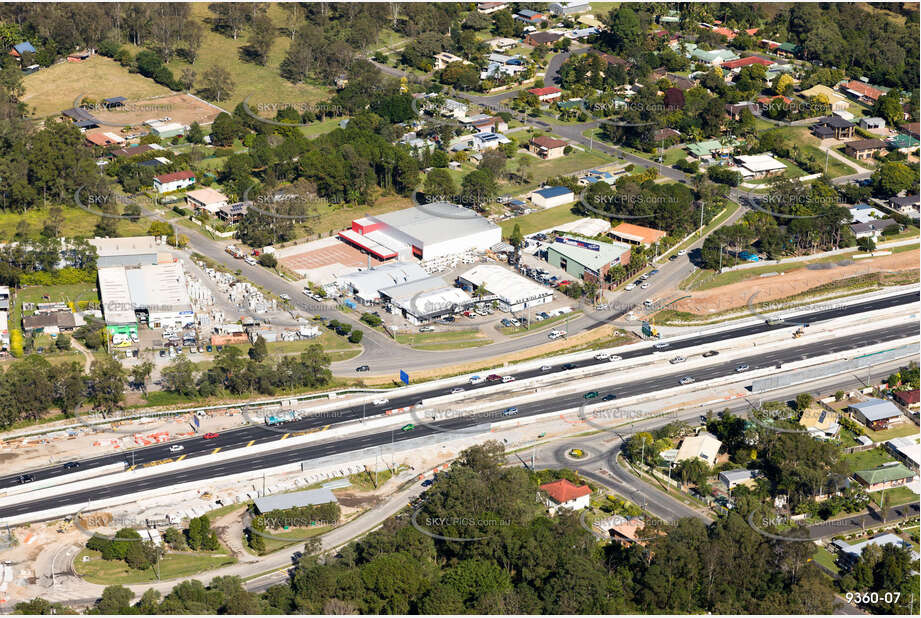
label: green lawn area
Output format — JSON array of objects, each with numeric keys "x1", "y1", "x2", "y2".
[
  {"x1": 300, "y1": 116, "x2": 346, "y2": 138},
  {"x1": 499, "y1": 203, "x2": 582, "y2": 237},
  {"x1": 250, "y1": 524, "x2": 333, "y2": 555},
  {"x1": 811, "y1": 547, "x2": 840, "y2": 575},
  {"x1": 875, "y1": 485, "x2": 918, "y2": 507},
  {"x1": 230, "y1": 330, "x2": 362, "y2": 361},
  {"x1": 498, "y1": 310, "x2": 581, "y2": 336},
  {"x1": 865, "y1": 423, "x2": 921, "y2": 442},
  {"x1": 518, "y1": 148, "x2": 617, "y2": 190},
  {"x1": 0, "y1": 206, "x2": 152, "y2": 243},
  {"x1": 74, "y1": 548, "x2": 236, "y2": 585},
  {"x1": 844, "y1": 447, "x2": 897, "y2": 474},
  {"x1": 394, "y1": 328, "x2": 492, "y2": 349}
]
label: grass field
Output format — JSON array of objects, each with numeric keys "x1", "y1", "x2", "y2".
[
  {"x1": 250, "y1": 523, "x2": 333, "y2": 555},
  {"x1": 21, "y1": 56, "x2": 170, "y2": 119},
  {"x1": 499, "y1": 203, "x2": 583, "y2": 237},
  {"x1": 875, "y1": 485, "x2": 917, "y2": 507},
  {"x1": 844, "y1": 447, "x2": 897, "y2": 474},
  {"x1": 0, "y1": 206, "x2": 152, "y2": 242},
  {"x1": 74, "y1": 548, "x2": 236, "y2": 585},
  {"x1": 394, "y1": 328, "x2": 492, "y2": 349},
  {"x1": 811, "y1": 547, "x2": 840, "y2": 575},
  {"x1": 864, "y1": 422, "x2": 921, "y2": 442}
]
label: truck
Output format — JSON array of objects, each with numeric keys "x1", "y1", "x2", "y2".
[
  {"x1": 225, "y1": 245, "x2": 243, "y2": 259},
  {"x1": 265, "y1": 410, "x2": 300, "y2": 426}
]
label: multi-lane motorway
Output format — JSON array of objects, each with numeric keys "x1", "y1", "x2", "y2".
[
  {"x1": 1, "y1": 319, "x2": 916, "y2": 519},
  {"x1": 1, "y1": 290, "x2": 916, "y2": 491}
]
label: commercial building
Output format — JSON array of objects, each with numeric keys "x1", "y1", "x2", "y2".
[
  {"x1": 609, "y1": 223, "x2": 666, "y2": 247},
  {"x1": 89, "y1": 236, "x2": 169, "y2": 268},
  {"x1": 379, "y1": 276, "x2": 471, "y2": 324},
  {"x1": 98, "y1": 261, "x2": 194, "y2": 334},
  {"x1": 546, "y1": 234, "x2": 631, "y2": 282},
  {"x1": 848, "y1": 399, "x2": 906, "y2": 430},
  {"x1": 531, "y1": 186, "x2": 575, "y2": 208},
  {"x1": 675, "y1": 431, "x2": 722, "y2": 466},
  {"x1": 540, "y1": 479, "x2": 591, "y2": 514},
  {"x1": 456, "y1": 264, "x2": 553, "y2": 312},
  {"x1": 339, "y1": 203, "x2": 502, "y2": 261},
  {"x1": 336, "y1": 262, "x2": 430, "y2": 303},
  {"x1": 153, "y1": 170, "x2": 196, "y2": 194}
]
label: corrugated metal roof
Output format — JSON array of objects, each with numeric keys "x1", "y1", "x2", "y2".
[
  {"x1": 850, "y1": 399, "x2": 902, "y2": 422},
  {"x1": 253, "y1": 488, "x2": 338, "y2": 513}
]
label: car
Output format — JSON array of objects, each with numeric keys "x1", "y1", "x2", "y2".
[
  {"x1": 501, "y1": 375, "x2": 516, "y2": 383},
  {"x1": 279, "y1": 293, "x2": 291, "y2": 301},
  {"x1": 373, "y1": 398, "x2": 390, "y2": 406},
  {"x1": 401, "y1": 424, "x2": 415, "y2": 432},
  {"x1": 415, "y1": 400, "x2": 425, "y2": 408},
  {"x1": 640, "y1": 283, "x2": 650, "y2": 289},
  {"x1": 419, "y1": 326, "x2": 435, "y2": 333},
  {"x1": 602, "y1": 394, "x2": 617, "y2": 401},
  {"x1": 643, "y1": 299, "x2": 655, "y2": 307},
  {"x1": 356, "y1": 365, "x2": 370, "y2": 372},
  {"x1": 16, "y1": 474, "x2": 34, "y2": 484},
  {"x1": 421, "y1": 479, "x2": 433, "y2": 487},
  {"x1": 699, "y1": 415, "x2": 708, "y2": 424},
  {"x1": 583, "y1": 391, "x2": 599, "y2": 399},
  {"x1": 169, "y1": 445, "x2": 184, "y2": 453},
  {"x1": 62, "y1": 461, "x2": 80, "y2": 469},
  {"x1": 486, "y1": 374, "x2": 502, "y2": 382},
  {"x1": 203, "y1": 432, "x2": 220, "y2": 439},
  {"x1": 624, "y1": 283, "x2": 636, "y2": 291},
  {"x1": 594, "y1": 352, "x2": 610, "y2": 360},
  {"x1": 533, "y1": 314, "x2": 545, "y2": 321},
  {"x1": 450, "y1": 387, "x2": 465, "y2": 394},
  {"x1": 633, "y1": 280, "x2": 643, "y2": 286},
  {"x1": 640, "y1": 273, "x2": 650, "y2": 280},
  {"x1": 653, "y1": 342, "x2": 669, "y2": 349},
  {"x1": 441, "y1": 315, "x2": 455, "y2": 322},
  {"x1": 677, "y1": 249, "x2": 687, "y2": 256},
  {"x1": 540, "y1": 364, "x2": 552, "y2": 371},
  {"x1": 735, "y1": 364, "x2": 750, "y2": 372},
  {"x1": 766, "y1": 318, "x2": 784, "y2": 326},
  {"x1": 561, "y1": 363, "x2": 577, "y2": 370},
  {"x1": 469, "y1": 375, "x2": 485, "y2": 385},
  {"x1": 649, "y1": 269, "x2": 659, "y2": 276},
  {"x1": 669, "y1": 255, "x2": 679, "y2": 261},
  {"x1": 501, "y1": 319, "x2": 513, "y2": 327},
  {"x1": 679, "y1": 376, "x2": 695, "y2": 385},
  {"x1": 702, "y1": 350, "x2": 719, "y2": 357},
  {"x1": 669, "y1": 356, "x2": 686, "y2": 364},
  {"x1": 503, "y1": 407, "x2": 519, "y2": 416},
  {"x1": 608, "y1": 355, "x2": 622, "y2": 362}
]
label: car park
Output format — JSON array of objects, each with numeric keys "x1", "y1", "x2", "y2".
[
  {"x1": 503, "y1": 407, "x2": 519, "y2": 416},
  {"x1": 356, "y1": 365, "x2": 370, "y2": 372},
  {"x1": 735, "y1": 364, "x2": 750, "y2": 372},
  {"x1": 702, "y1": 350, "x2": 719, "y2": 357},
  {"x1": 679, "y1": 377, "x2": 695, "y2": 385},
  {"x1": 583, "y1": 391, "x2": 599, "y2": 399},
  {"x1": 669, "y1": 356, "x2": 686, "y2": 364},
  {"x1": 203, "y1": 432, "x2": 219, "y2": 439},
  {"x1": 169, "y1": 445, "x2": 184, "y2": 453},
  {"x1": 63, "y1": 461, "x2": 80, "y2": 469},
  {"x1": 373, "y1": 398, "x2": 389, "y2": 406}
]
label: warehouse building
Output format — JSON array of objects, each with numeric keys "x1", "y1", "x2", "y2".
[
  {"x1": 379, "y1": 276, "x2": 472, "y2": 324},
  {"x1": 89, "y1": 236, "x2": 171, "y2": 268},
  {"x1": 456, "y1": 264, "x2": 553, "y2": 312},
  {"x1": 253, "y1": 488, "x2": 338, "y2": 515},
  {"x1": 335, "y1": 262, "x2": 430, "y2": 303},
  {"x1": 546, "y1": 234, "x2": 631, "y2": 282},
  {"x1": 339, "y1": 202, "x2": 501, "y2": 261},
  {"x1": 531, "y1": 186, "x2": 575, "y2": 209},
  {"x1": 99, "y1": 261, "x2": 194, "y2": 335}
]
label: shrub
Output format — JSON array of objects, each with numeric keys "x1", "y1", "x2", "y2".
[
  {"x1": 348, "y1": 330, "x2": 363, "y2": 344},
  {"x1": 9, "y1": 330, "x2": 23, "y2": 357},
  {"x1": 360, "y1": 313, "x2": 382, "y2": 327},
  {"x1": 258, "y1": 252, "x2": 277, "y2": 268}
]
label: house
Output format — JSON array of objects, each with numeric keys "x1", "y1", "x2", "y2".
[
  {"x1": 859, "y1": 117, "x2": 886, "y2": 131},
  {"x1": 471, "y1": 131, "x2": 511, "y2": 151},
  {"x1": 757, "y1": 95, "x2": 793, "y2": 111},
  {"x1": 433, "y1": 52, "x2": 468, "y2": 70},
  {"x1": 466, "y1": 116, "x2": 508, "y2": 133},
  {"x1": 579, "y1": 169, "x2": 622, "y2": 185},
  {"x1": 811, "y1": 116, "x2": 855, "y2": 140},
  {"x1": 652, "y1": 69, "x2": 695, "y2": 91},
  {"x1": 850, "y1": 219, "x2": 899, "y2": 240},
  {"x1": 732, "y1": 154, "x2": 788, "y2": 179},
  {"x1": 663, "y1": 88, "x2": 685, "y2": 110},
  {"x1": 0, "y1": 285, "x2": 9, "y2": 311},
  {"x1": 22, "y1": 310, "x2": 77, "y2": 335},
  {"x1": 854, "y1": 464, "x2": 915, "y2": 492},
  {"x1": 61, "y1": 107, "x2": 99, "y2": 131},
  {"x1": 889, "y1": 195, "x2": 920, "y2": 215},
  {"x1": 848, "y1": 398, "x2": 907, "y2": 430},
  {"x1": 841, "y1": 80, "x2": 882, "y2": 105},
  {"x1": 798, "y1": 407, "x2": 840, "y2": 440},
  {"x1": 594, "y1": 515, "x2": 651, "y2": 546},
  {"x1": 886, "y1": 435, "x2": 920, "y2": 472},
  {"x1": 84, "y1": 131, "x2": 126, "y2": 147},
  {"x1": 834, "y1": 534, "x2": 920, "y2": 566},
  {"x1": 0, "y1": 310, "x2": 8, "y2": 350},
  {"x1": 549, "y1": 1, "x2": 591, "y2": 16},
  {"x1": 186, "y1": 188, "x2": 229, "y2": 215},
  {"x1": 514, "y1": 9, "x2": 545, "y2": 24},
  {"x1": 900, "y1": 122, "x2": 920, "y2": 140},
  {"x1": 686, "y1": 139, "x2": 736, "y2": 160},
  {"x1": 799, "y1": 85, "x2": 849, "y2": 112},
  {"x1": 528, "y1": 86, "x2": 563, "y2": 103},
  {"x1": 653, "y1": 127, "x2": 681, "y2": 143},
  {"x1": 485, "y1": 37, "x2": 518, "y2": 51},
  {"x1": 675, "y1": 431, "x2": 722, "y2": 466},
  {"x1": 441, "y1": 98, "x2": 468, "y2": 119},
  {"x1": 775, "y1": 42, "x2": 801, "y2": 58},
  {"x1": 531, "y1": 186, "x2": 574, "y2": 209},
  {"x1": 720, "y1": 56, "x2": 773, "y2": 71},
  {"x1": 719, "y1": 469, "x2": 761, "y2": 491},
  {"x1": 844, "y1": 138, "x2": 887, "y2": 160},
  {"x1": 566, "y1": 27, "x2": 599, "y2": 40},
  {"x1": 725, "y1": 101, "x2": 758, "y2": 121},
  {"x1": 524, "y1": 31, "x2": 563, "y2": 47},
  {"x1": 67, "y1": 49, "x2": 93, "y2": 62},
  {"x1": 690, "y1": 48, "x2": 739, "y2": 66},
  {"x1": 111, "y1": 143, "x2": 164, "y2": 159},
  {"x1": 848, "y1": 204, "x2": 886, "y2": 224},
  {"x1": 529, "y1": 135, "x2": 568, "y2": 159},
  {"x1": 609, "y1": 222, "x2": 666, "y2": 247},
  {"x1": 598, "y1": 52, "x2": 631, "y2": 69},
  {"x1": 477, "y1": 2, "x2": 508, "y2": 14},
  {"x1": 9, "y1": 41, "x2": 37, "y2": 60},
  {"x1": 153, "y1": 170, "x2": 196, "y2": 194},
  {"x1": 216, "y1": 201, "x2": 249, "y2": 223},
  {"x1": 481, "y1": 60, "x2": 526, "y2": 80},
  {"x1": 539, "y1": 479, "x2": 591, "y2": 514}
]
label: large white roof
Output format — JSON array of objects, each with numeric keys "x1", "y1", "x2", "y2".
[
  {"x1": 459, "y1": 264, "x2": 552, "y2": 305},
  {"x1": 98, "y1": 266, "x2": 136, "y2": 324},
  {"x1": 371, "y1": 203, "x2": 499, "y2": 246}
]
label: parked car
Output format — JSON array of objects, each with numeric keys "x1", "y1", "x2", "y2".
[
  {"x1": 419, "y1": 326, "x2": 435, "y2": 333},
  {"x1": 608, "y1": 355, "x2": 622, "y2": 362},
  {"x1": 421, "y1": 479, "x2": 433, "y2": 487},
  {"x1": 562, "y1": 363, "x2": 577, "y2": 370},
  {"x1": 677, "y1": 249, "x2": 686, "y2": 256},
  {"x1": 640, "y1": 283, "x2": 650, "y2": 289},
  {"x1": 540, "y1": 364, "x2": 552, "y2": 371},
  {"x1": 62, "y1": 461, "x2": 80, "y2": 469},
  {"x1": 624, "y1": 283, "x2": 636, "y2": 291},
  {"x1": 653, "y1": 342, "x2": 669, "y2": 349},
  {"x1": 594, "y1": 352, "x2": 610, "y2": 360}
]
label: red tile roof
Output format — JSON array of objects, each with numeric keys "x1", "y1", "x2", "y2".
[
  {"x1": 721, "y1": 56, "x2": 774, "y2": 70},
  {"x1": 154, "y1": 170, "x2": 195, "y2": 184},
  {"x1": 712, "y1": 27, "x2": 737, "y2": 40},
  {"x1": 845, "y1": 80, "x2": 882, "y2": 101},
  {"x1": 528, "y1": 86, "x2": 562, "y2": 97},
  {"x1": 894, "y1": 389, "x2": 920, "y2": 405},
  {"x1": 540, "y1": 479, "x2": 591, "y2": 504},
  {"x1": 531, "y1": 135, "x2": 568, "y2": 149}
]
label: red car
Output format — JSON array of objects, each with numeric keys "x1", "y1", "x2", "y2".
[
  {"x1": 486, "y1": 374, "x2": 502, "y2": 382},
  {"x1": 203, "y1": 432, "x2": 220, "y2": 439}
]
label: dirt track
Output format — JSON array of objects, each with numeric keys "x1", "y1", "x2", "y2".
[{"x1": 673, "y1": 249, "x2": 920, "y2": 315}]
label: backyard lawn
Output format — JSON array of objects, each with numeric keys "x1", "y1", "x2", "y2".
[
  {"x1": 499, "y1": 203, "x2": 583, "y2": 237},
  {"x1": 844, "y1": 447, "x2": 897, "y2": 474},
  {"x1": 75, "y1": 548, "x2": 236, "y2": 585}
]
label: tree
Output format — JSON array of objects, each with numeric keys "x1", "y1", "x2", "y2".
[
  {"x1": 200, "y1": 65, "x2": 235, "y2": 102},
  {"x1": 249, "y1": 335, "x2": 268, "y2": 362},
  {"x1": 131, "y1": 361, "x2": 154, "y2": 395},
  {"x1": 13, "y1": 598, "x2": 77, "y2": 615},
  {"x1": 460, "y1": 169, "x2": 497, "y2": 207},
  {"x1": 87, "y1": 357, "x2": 126, "y2": 414},
  {"x1": 258, "y1": 252, "x2": 278, "y2": 268},
  {"x1": 95, "y1": 585, "x2": 134, "y2": 613},
  {"x1": 182, "y1": 20, "x2": 203, "y2": 63},
  {"x1": 247, "y1": 13, "x2": 275, "y2": 66},
  {"x1": 186, "y1": 121, "x2": 204, "y2": 144},
  {"x1": 54, "y1": 333, "x2": 71, "y2": 351},
  {"x1": 423, "y1": 168, "x2": 457, "y2": 200},
  {"x1": 160, "y1": 356, "x2": 197, "y2": 397},
  {"x1": 509, "y1": 223, "x2": 523, "y2": 250},
  {"x1": 794, "y1": 393, "x2": 814, "y2": 411},
  {"x1": 873, "y1": 92, "x2": 903, "y2": 127},
  {"x1": 210, "y1": 112, "x2": 240, "y2": 147},
  {"x1": 873, "y1": 162, "x2": 916, "y2": 197}
]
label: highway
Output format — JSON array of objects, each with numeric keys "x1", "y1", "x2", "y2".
[
  {"x1": 1, "y1": 321, "x2": 916, "y2": 519},
  {"x1": 1, "y1": 290, "x2": 916, "y2": 489}
]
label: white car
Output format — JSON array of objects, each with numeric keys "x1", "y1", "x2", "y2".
[
  {"x1": 451, "y1": 387, "x2": 465, "y2": 394},
  {"x1": 643, "y1": 299, "x2": 655, "y2": 307},
  {"x1": 679, "y1": 376, "x2": 695, "y2": 385},
  {"x1": 608, "y1": 355, "x2": 622, "y2": 362},
  {"x1": 169, "y1": 445, "x2": 184, "y2": 453},
  {"x1": 469, "y1": 375, "x2": 485, "y2": 385},
  {"x1": 669, "y1": 356, "x2": 687, "y2": 364},
  {"x1": 640, "y1": 283, "x2": 650, "y2": 289},
  {"x1": 624, "y1": 283, "x2": 636, "y2": 291},
  {"x1": 540, "y1": 364, "x2": 552, "y2": 371},
  {"x1": 280, "y1": 293, "x2": 291, "y2": 301},
  {"x1": 594, "y1": 352, "x2": 610, "y2": 361},
  {"x1": 677, "y1": 249, "x2": 687, "y2": 256},
  {"x1": 372, "y1": 398, "x2": 389, "y2": 406},
  {"x1": 502, "y1": 375, "x2": 516, "y2": 383},
  {"x1": 735, "y1": 364, "x2": 750, "y2": 373},
  {"x1": 244, "y1": 257, "x2": 257, "y2": 266},
  {"x1": 653, "y1": 342, "x2": 669, "y2": 349}
]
